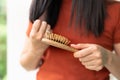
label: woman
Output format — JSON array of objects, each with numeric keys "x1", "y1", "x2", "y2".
[{"x1": 20, "y1": 0, "x2": 120, "y2": 80}]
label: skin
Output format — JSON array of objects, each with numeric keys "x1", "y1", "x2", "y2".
[
  {"x1": 71, "y1": 43, "x2": 120, "y2": 79},
  {"x1": 20, "y1": 20, "x2": 51, "y2": 70},
  {"x1": 20, "y1": 19, "x2": 120, "y2": 79}
]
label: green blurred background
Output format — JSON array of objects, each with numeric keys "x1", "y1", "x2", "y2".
[{"x1": 0, "y1": 0, "x2": 7, "y2": 80}]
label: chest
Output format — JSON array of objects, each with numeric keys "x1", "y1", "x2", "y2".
[{"x1": 52, "y1": 1, "x2": 118, "y2": 51}]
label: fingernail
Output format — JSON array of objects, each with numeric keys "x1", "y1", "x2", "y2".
[
  {"x1": 70, "y1": 44, "x2": 75, "y2": 46},
  {"x1": 73, "y1": 53, "x2": 78, "y2": 58}
]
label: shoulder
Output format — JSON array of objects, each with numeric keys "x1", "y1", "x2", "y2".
[
  {"x1": 105, "y1": 1, "x2": 120, "y2": 33},
  {"x1": 106, "y1": 1, "x2": 120, "y2": 20},
  {"x1": 107, "y1": 1, "x2": 120, "y2": 9}
]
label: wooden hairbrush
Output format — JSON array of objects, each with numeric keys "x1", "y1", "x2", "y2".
[{"x1": 42, "y1": 32, "x2": 78, "y2": 52}]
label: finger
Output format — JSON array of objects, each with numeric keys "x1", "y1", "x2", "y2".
[
  {"x1": 84, "y1": 60, "x2": 103, "y2": 71},
  {"x1": 85, "y1": 65, "x2": 103, "y2": 71},
  {"x1": 95, "y1": 65, "x2": 103, "y2": 71},
  {"x1": 79, "y1": 55, "x2": 94, "y2": 62},
  {"x1": 44, "y1": 25, "x2": 51, "y2": 37},
  {"x1": 46, "y1": 24, "x2": 51, "y2": 33},
  {"x1": 79, "y1": 52, "x2": 101, "y2": 62},
  {"x1": 32, "y1": 19, "x2": 41, "y2": 33},
  {"x1": 84, "y1": 65, "x2": 95, "y2": 70},
  {"x1": 30, "y1": 20, "x2": 41, "y2": 38},
  {"x1": 38, "y1": 21, "x2": 48, "y2": 38},
  {"x1": 81, "y1": 59, "x2": 96, "y2": 66},
  {"x1": 74, "y1": 47, "x2": 93, "y2": 58},
  {"x1": 81, "y1": 59, "x2": 103, "y2": 68}
]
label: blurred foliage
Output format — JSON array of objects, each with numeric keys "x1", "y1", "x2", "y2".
[
  {"x1": 0, "y1": 0, "x2": 6, "y2": 24},
  {"x1": 0, "y1": 0, "x2": 7, "y2": 79},
  {"x1": 2, "y1": 75, "x2": 6, "y2": 80},
  {"x1": 0, "y1": 25, "x2": 6, "y2": 80}
]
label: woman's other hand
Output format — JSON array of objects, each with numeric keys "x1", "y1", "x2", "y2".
[{"x1": 71, "y1": 44, "x2": 111, "y2": 71}]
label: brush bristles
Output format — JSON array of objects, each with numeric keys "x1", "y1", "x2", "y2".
[{"x1": 45, "y1": 32, "x2": 71, "y2": 45}]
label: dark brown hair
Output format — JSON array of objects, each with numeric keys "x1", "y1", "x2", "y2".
[{"x1": 29, "y1": 0, "x2": 107, "y2": 36}]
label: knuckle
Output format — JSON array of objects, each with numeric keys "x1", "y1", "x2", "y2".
[
  {"x1": 85, "y1": 65, "x2": 89, "y2": 69},
  {"x1": 30, "y1": 33, "x2": 42, "y2": 41},
  {"x1": 36, "y1": 36, "x2": 42, "y2": 40},
  {"x1": 96, "y1": 66, "x2": 103, "y2": 71},
  {"x1": 99, "y1": 66, "x2": 103, "y2": 70},
  {"x1": 92, "y1": 45, "x2": 97, "y2": 50},
  {"x1": 30, "y1": 33, "x2": 35, "y2": 38},
  {"x1": 95, "y1": 60, "x2": 102, "y2": 66},
  {"x1": 92, "y1": 45, "x2": 99, "y2": 51},
  {"x1": 95, "y1": 52, "x2": 101, "y2": 58}
]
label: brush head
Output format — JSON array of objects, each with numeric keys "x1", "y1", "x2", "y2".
[
  {"x1": 45, "y1": 32, "x2": 71, "y2": 45},
  {"x1": 42, "y1": 32, "x2": 78, "y2": 52}
]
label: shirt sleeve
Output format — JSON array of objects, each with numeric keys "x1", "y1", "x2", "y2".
[
  {"x1": 26, "y1": 21, "x2": 33, "y2": 37},
  {"x1": 113, "y1": 15, "x2": 120, "y2": 43}
]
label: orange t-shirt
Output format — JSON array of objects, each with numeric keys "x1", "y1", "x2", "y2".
[{"x1": 26, "y1": 1, "x2": 120, "y2": 80}]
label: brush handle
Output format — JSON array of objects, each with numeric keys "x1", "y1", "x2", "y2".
[{"x1": 42, "y1": 38, "x2": 78, "y2": 52}]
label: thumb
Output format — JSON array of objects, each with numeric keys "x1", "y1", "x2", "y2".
[{"x1": 70, "y1": 44, "x2": 90, "y2": 49}]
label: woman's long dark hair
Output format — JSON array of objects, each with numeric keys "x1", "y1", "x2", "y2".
[{"x1": 29, "y1": 0, "x2": 107, "y2": 36}]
